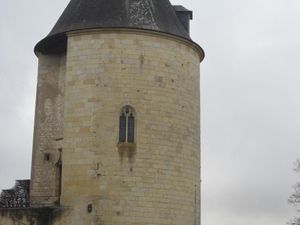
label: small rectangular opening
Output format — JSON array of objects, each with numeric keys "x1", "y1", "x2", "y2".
[
  {"x1": 87, "y1": 204, "x2": 93, "y2": 213},
  {"x1": 44, "y1": 153, "x2": 50, "y2": 161}
]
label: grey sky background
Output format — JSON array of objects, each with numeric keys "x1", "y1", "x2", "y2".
[{"x1": 0, "y1": 0, "x2": 300, "y2": 225}]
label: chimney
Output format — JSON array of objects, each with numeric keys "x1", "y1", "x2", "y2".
[{"x1": 173, "y1": 5, "x2": 193, "y2": 34}]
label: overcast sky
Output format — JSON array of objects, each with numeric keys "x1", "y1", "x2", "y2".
[{"x1": 0, "y1": 0, "x2": 300, "y2": 225}]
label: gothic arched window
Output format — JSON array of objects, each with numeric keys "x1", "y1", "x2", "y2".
[{"x1": 119, "y1": 106, "x2": 135, "y2": 144}]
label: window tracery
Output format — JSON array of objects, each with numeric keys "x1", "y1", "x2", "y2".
[{"x1": 119, "y1": 106, "x2": 135, "y2": 144}]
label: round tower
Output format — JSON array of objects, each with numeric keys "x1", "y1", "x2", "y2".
[{"x1": 30, "y1": 0, "x2": 204, "y2": 225}]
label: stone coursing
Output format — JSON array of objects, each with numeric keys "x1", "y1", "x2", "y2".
[
  {"x1": 30, "y1": 54, "x2": 66, "y2": 206},
  {"x1": 54, "y1": 30, "x2": 201, "y2": 225},
  {"x1": 1, "y1": 29, "x2": 202, "y2": 225},
  {"x1": 0, "y1": 208, "x2": 56, "y2": 225}
]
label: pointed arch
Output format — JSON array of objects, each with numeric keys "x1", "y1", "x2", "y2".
[{"x1": 119, "y1": 105, "x2": 136, "y2": 144}]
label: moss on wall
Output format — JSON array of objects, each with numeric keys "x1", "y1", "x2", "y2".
[{"x1": 0, "y1": 207, "x2": 60, "y2": 225}]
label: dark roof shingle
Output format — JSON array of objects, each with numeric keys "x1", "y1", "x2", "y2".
[{"x1": 35, "y1": 0, "x2": 197, "y2": 54}]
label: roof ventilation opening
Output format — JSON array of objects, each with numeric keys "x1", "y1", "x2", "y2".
[{"x1": 173, "y1": 5, "x2": 193, "y2": 34}]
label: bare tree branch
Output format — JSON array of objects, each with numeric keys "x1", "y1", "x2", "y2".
[
  {"x1": 294, "y1": 159, "x2": 300, "y2": 173},
  {"x1": 288, "y1": 160, "x2": 300, "y2": 225},
  {"x1": 287, "y1": 217, "x2": 300, "y2": 225}
]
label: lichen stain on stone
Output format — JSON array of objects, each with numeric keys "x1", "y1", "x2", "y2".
[
  {"x1": 117, "y1": 144, "x2": 136, "y2": 167},
  {"x1": 87, "y1": 161, "x2": 106, "y2": 179},
  {"x1": 0, "y1": 208, "x2": 55, "y2": 225},
  {"x1": 37, "y1": 82, "x2": 63, "y2": 152},
  {"x1": 93, "y1": 215, "x2": 105, "y2": 225},
  {"x1": 139, "y1": 54, "x2": 145, "y2": 73},
  {"x1": 39, "y1": 83, "x2": 59, "y2": 122},
  {"x1": 139, "y1": 54, "x2": 144, "y2": 65}
]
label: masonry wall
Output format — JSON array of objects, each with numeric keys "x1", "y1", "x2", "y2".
[
  {"x1": 53, "y1": 30, "x2": 201, "y2": 225},
  {"x1": 30, "y1": 54, "x2": 66, "y2": 206},
  {"x1": 0, "y1": 208, "x2": 53, "y2": 225}
]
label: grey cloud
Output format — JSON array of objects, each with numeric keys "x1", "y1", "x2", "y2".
[{"x1": 1, "y1": 0, "x2": 300, "y2": 225}]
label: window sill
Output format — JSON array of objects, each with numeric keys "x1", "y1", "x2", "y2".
[
  {"x1": 117, "y1": 142, "x2": 136, "y2": 150},
  {"x1": 117, "y1": 143, "x2": 137, "y2": 165}
]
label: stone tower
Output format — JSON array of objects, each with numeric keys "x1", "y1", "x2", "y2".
[{"x1": 29, "y1": 0, "x2": 204, "y2": 224}]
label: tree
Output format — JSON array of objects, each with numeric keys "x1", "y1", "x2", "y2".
[{"x1": 288, "y1": 159, "x2": 300, "y2": 225}]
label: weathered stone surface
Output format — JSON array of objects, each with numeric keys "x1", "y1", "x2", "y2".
[
  {"x1": 51, "y1": 30, "x2": 201, "y2": 225},
  {"x1": 8, "y1": 28, "x2": 202, "y2": 225},
  {"x1": 3, "y1": 1, "x2": 204, "y2": 225},
  {"x1": 0, "y1": 208, "x2": 56, "y2": 225},
  {"x1": 30, "y1": 54, "x2": 66, "y2": 207}
]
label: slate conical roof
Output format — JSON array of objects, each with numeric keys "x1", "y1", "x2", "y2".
[{"x1": 35, "y1": 0, "x2": 200, "y2": 55}]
